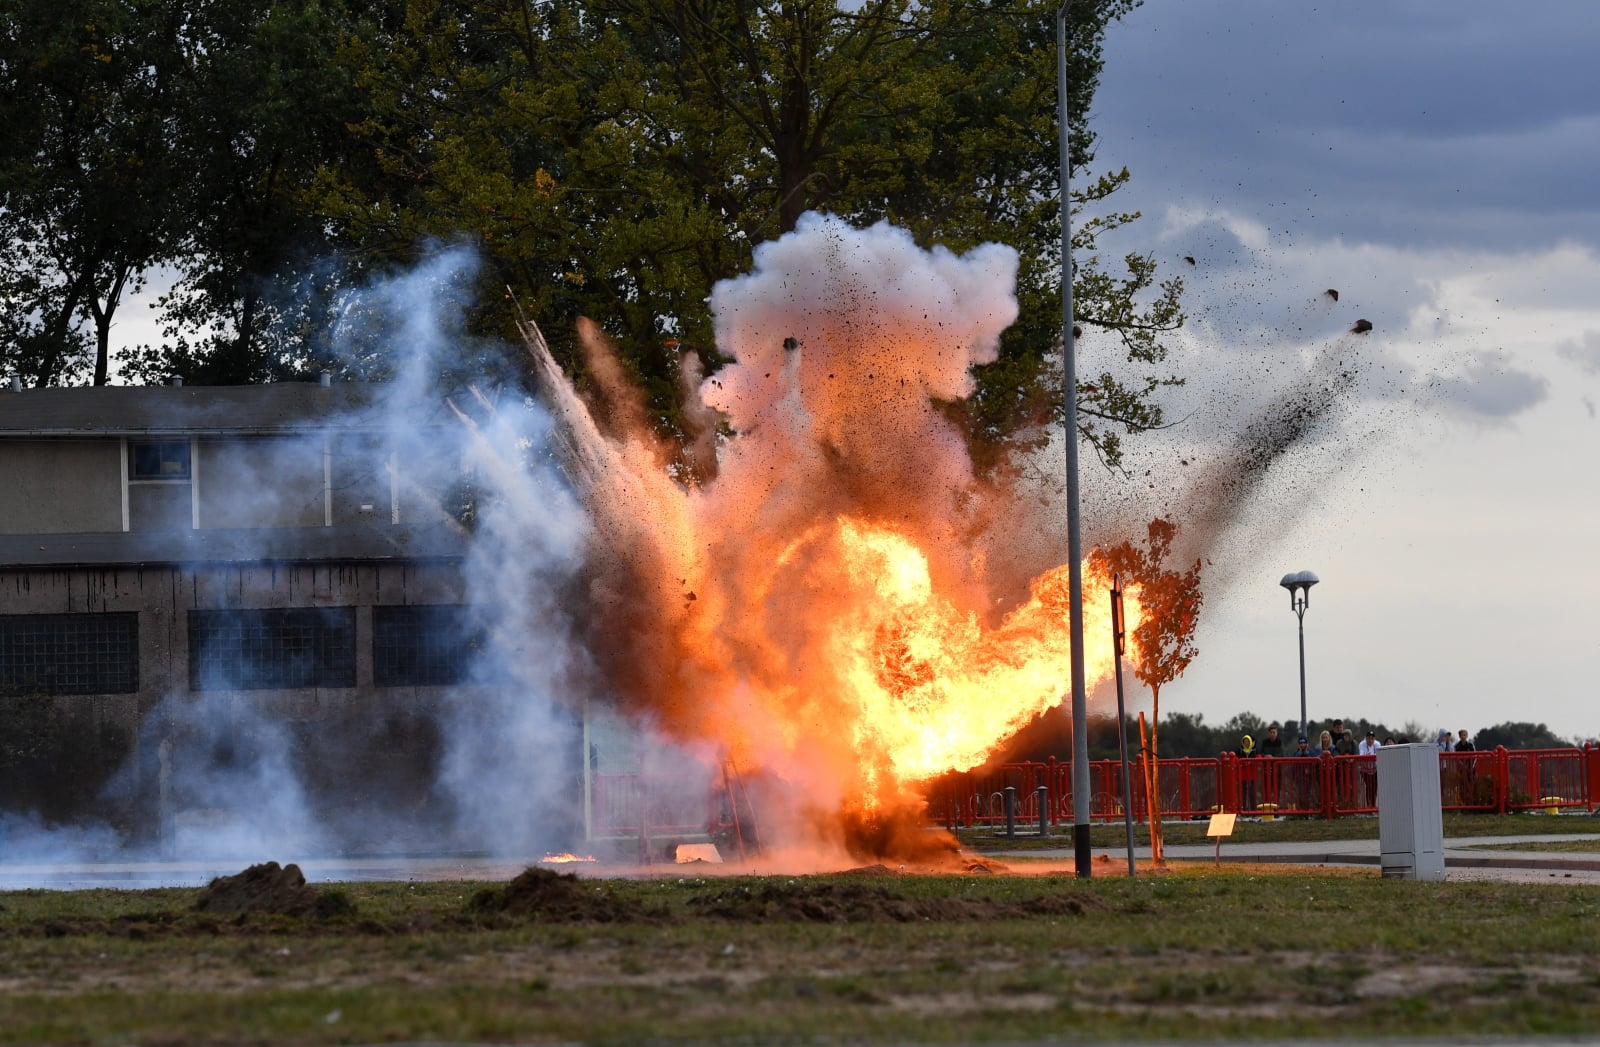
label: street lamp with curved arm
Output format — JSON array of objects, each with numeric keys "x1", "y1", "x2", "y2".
[{"x1": 1280, "y1": 571, "x2": 1319, "y2": 736}]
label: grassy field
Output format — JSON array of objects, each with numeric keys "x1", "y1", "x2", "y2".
[
  {"x1": 1462, "y1": 838, "x2": 1600, "y2": 854},
  {"x1": 2, "y1": 855, "x2": 1600, "y2": 1044}
]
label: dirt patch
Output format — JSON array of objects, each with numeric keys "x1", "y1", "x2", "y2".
[
  {"x1": 194, "y1": 862, "x2": 355, "y2": 919},
  {"x1": 687, "y1": 880, "x2": 1113, "y2": 923},
  {"x1": 470, "y1": 868, "x2": 664, "y2": 923}
]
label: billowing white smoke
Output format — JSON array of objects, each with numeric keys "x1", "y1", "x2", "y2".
[
  {"x1": 369, "y1": 251, "x2": 592, "y2": 855},
  {"x1": 705, "y1": 213, "x2": 1018, "y2": 546},
  {"x1": 0, "y1": 246, "x2": 593, "y2": 876}
]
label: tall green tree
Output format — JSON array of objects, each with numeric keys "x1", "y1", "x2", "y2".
[
  {"x1": 0, "y1": 0, "x2": 188, "y2": 385},
  {"x1": 317, "y1": 0, "x2": 1184, "y2": 470},
  {"x1": 1, "y1": 0, "x2": 367, "y2": 387},
  {"x1": 4, "y1": 0, "x2": 1188, "y2": 471},
  {"x1": 125, "y1": 0, "x2": 371, "y2": 385}
]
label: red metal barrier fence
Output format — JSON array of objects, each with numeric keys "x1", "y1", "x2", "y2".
[
  {"x1": 587, "y1": 746, "x2": 1600, "y2": 840},
  {"x1": 924, "y1": 745, "x2": 1600, "y2": 827}
]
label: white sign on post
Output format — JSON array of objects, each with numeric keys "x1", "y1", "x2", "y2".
[{"x1": 1206, "y1": 812, "x2": 1236, "y2": 865}]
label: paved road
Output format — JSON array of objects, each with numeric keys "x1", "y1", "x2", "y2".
[
  {"x1": 982, "y1": 832, "x2": 1600, "y2": 884},
  {"x1": 5, "y1": 834, "x2": 1600, "y2": 889},
  {"x1": 0, "y1": 855, "x2": 540, "y2": 890}
]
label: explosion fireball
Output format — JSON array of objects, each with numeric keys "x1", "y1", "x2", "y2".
[{"x1": 527, "y1": 215, "x2": 1148, "y2": 861}]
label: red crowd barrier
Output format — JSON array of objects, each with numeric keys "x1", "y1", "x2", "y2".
[
  {"x1": 925, "y1": 745, "x2": 1600, "y2": 825},
  {"x1": 587, "y1": 747, "x2": 1600, "y2": 840},
  {"x1": 1588, "y1": 743, "x2": 1600, "y2": 812}
]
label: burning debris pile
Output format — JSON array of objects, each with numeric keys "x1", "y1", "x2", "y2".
[{"x1": 520, "y1": 215, "x2": 1150, "y2": 862}]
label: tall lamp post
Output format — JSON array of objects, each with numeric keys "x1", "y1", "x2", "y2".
[
  {"x1": 1279, "y1": 571, "x2": 1319, "y2": 736},
  {"x1": 1057, "y1": 3, "x2": 1091, "y2": 879}
]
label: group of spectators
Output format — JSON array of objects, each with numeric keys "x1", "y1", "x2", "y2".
[
  {"x1": 1230, "y1": 721, "x2": 1481, "y2": 811},
  {"x1": 1235, "y1": 720, "x2": 1477, "y2": 760}
]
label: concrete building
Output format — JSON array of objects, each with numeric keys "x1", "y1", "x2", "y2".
[{"x1": 0, "y1": 379, "x2": 488, "y2": 851}]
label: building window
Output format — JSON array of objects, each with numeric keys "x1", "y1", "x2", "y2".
[
  {"x1": 373, "y1": 605, "x2": 483, "y2": 686},
  {"x1": 129, "y1": 439, "x2": 191, "y2": 480},
  {"x1": 189, "y1": 608, "x2": 355, "y2": 691},
  {"x1": 0, "y1": 613, "x2": 139, "y2": 696}
]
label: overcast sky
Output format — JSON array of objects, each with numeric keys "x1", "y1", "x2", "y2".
[{"x1": 1082, "y1": 0, "x2": 1600, "y2": 742}]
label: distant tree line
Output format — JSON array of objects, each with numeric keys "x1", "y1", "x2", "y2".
[{"x1": 998, "y1": 712, "x2": 1583, "y2": 765}]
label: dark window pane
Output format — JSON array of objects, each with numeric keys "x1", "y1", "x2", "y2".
[
  {"x1": 373, "y1": 605, "x2": 482, "y2": 686},
  {"x1": 130, "y1": 440, "x2": 191, "y2": 480},
  {"x1": 0, "y1": 614, "x2": 139, "y2": 696},
  {"x1": 189, "y1": 608, "x2": 355, "y2": 691}
]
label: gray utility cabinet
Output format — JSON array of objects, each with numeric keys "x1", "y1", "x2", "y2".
[{"x1": 1376, "y1": 743, "x2": 1446, "y2": 881}]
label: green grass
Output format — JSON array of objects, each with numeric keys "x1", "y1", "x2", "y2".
[
  {"x1": 1463, "y1": 838, "x2": 1600, "y2": 854},
  {"x1": 958, "y1": 810, "x2": 1600, "y2": 850},
  {"x1": 3, "y1": 865, "x2": 1600, "y2": 1043}
]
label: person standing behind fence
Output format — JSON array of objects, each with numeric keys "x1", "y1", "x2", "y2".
[
  {"x1": 1257, "y1": 725, "x2": 1284, "y2": 808},
  {"x1": 1452, "y1": 729, "x2": 1478, "y2": 806},
  {"x1": 1287, "y1": 735, "x2": 1315, "y2": 810},
  {"x1": 1357, "y1": 730, "x2": 1381, "y2": 806},
  {"x1": 1317, "y1": 729, "x2": 1335, "y2": 756},
  {"x1": 1436, "y1": 728, "x2": 1453, "y2": 751},
  {"x1": 1331, "y1": 729, "x2": 1357, "y2": 808},
  {"x1": 1236, "y1": 734, "x2": 1258, "y2": 810}
]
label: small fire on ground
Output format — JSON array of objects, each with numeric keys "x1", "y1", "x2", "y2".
[{"x1": 539, "y1": 852, "x2": 598, "y2": 864}]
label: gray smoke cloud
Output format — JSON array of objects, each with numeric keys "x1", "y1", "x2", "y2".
[{"x1": 0, "y1": 246, "x2": 595, "y2": 881}]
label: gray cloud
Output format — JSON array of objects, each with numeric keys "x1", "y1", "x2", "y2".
[
  {"x1": 1556, "y1": 331, "x2": 1600, "y2": 375},
  {"x1": 1092, "y1": 0, "x2": 1600, "y2": 253},
  {"x1": 1429, "y1": 352, "x2": 1550, "y2": 419}
]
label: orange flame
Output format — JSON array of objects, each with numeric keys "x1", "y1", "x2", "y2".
[
  {"x1": 831, "y1": 518, "x2": 1135, "y2": 786},
  {"x1": 539, "y1": 852, "x2": 597, "y2": 864},
  {"x1": 524, "y1": 216, "x2": 1158, "y2": 855},
  {"x1": 659, "y1": 513, "x2": 1142, "y2": 818}
]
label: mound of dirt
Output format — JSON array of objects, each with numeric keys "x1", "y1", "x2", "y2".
[
  {"x1": 194, "y1": 862, "x2": 354, "y2": 919},
  {"x1": 688, "y1": 881, "x2": 1112, "y2": 923},
  {"x1": 470, "y1": 867, "x2": 661, "y2": 923}
]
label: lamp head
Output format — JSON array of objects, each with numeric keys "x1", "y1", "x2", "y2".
[{"x1": 1279, "y1": 569, "x2": 1319, "y2": 608}]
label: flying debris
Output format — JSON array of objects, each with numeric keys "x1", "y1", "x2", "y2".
[
  {"x1": 1325, "y1": 289, "x2": 1339, "y2": 302},
  {"x1": 1351, "y1": 319, "x2": 1373, "y2": 334},
  {"x1": 1183, "y1": 256, "x2": 1196, "y2": 265}
]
